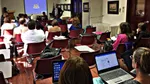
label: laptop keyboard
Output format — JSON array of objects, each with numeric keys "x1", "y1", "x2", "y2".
[{"x1": 101, "y1": 69, "x2": 127, "y2": 81}]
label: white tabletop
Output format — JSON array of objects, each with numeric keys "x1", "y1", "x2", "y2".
[{"x1": 0, "y1": 61, "x2": 12, "y2": 78}]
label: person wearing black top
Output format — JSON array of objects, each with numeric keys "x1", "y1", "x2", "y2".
[
  {"x1": 52, "y1": 5, "x2": 63, "y2": 18},
  {"x1": 1, "y1": 7, "x2": 8, "y2": 26},
  {"x1": 134, "y1": 22, "x2": 150, "y2": 47},
  {"x1": 123, "y1": 47, "x2": 150, "y2": 84}
]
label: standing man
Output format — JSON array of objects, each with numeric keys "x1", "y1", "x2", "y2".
[{"x1": 52, "y1": 4, "x2": 63, "y2": 18}]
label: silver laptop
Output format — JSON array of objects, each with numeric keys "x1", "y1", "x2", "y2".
[
  {"x1": 95, "y1": 51, "x2": 133, "y2": 84},
  {"x1": 52, "y1": 60, "x2": 66, "y2": 84}
]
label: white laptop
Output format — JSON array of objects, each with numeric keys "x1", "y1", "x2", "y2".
[
  {"x1": 67, "y1": 24, "x2": 72, "y2": 30},
  {"x1": 95, "y1": 51, "x2": 133, "y2": 84}
]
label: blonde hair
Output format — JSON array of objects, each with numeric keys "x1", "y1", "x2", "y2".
[
  {"x1": 51, "y1": 19, "x2": 58, "y2": 26},
  {"x1": 72, "y1": 17, "x2": 80, "y2": 26},
  {"x1": 133, "y1": 47, "x2": 150, "y2": 74}
]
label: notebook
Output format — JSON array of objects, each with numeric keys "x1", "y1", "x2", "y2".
[
  {"x1": 95, "y1": 51, "x2": 133, "y2": 84},
  {"x1": 52, "y1": 60, "x2": 66, "y2": 84}
]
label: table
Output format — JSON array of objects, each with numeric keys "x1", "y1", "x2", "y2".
[{"x1": 0, "y1": 61, "x2": 12, "y2": 78}]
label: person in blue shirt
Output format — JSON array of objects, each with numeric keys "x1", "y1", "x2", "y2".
[{"x1": 69, "y1": 16, "x2": 82, "y2": 31}]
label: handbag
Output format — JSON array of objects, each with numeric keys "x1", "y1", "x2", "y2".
[
  {"x1": 103, "y1": 40, "x2": 113, "y2": 52},
  {"x1": 40, "y1": 45, "x2": 61, "y2": 59}
]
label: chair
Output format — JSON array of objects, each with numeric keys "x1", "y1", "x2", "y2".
[
  {"x1": 116, "y1": 43, "x2": 126, "y2": 59},
  {"x1": 0, "y1": 36, "x2": 6, "y2": 49},
  {"x1": 0, "y1": 54, "x2": 5, "y2": 62},
  {"x1": 3, "y1": 29, "x2": 13, "y2": 36},
  {"x1": 33, "y1": 55, "x2": 62, "y2": 80},
  {"x1": 27, "y1": 41, "x2": 46, "y2": 56},
  {"x1": 47, "y1": 32, "x2": 61, "y2": 41},
  {"x1": 59, "y1": 24, "x2": 67, "y2": 33},
  {"x1": 135, "y1": 38, "x2": 150, "y2": 48},
  {"x1": 15, "y1": 34, "x2": 23, "y2": 43},
  {"x1": 76, "y1": 34, "x2": 95, "y2": 47},
  {"x1": 85, "y1": 27, "x2": 96, "y2": 34},
  {"x1": 51, "y1": 39, "x2": 69, "y2": 51},
  {"x1": 69, "y1": 29, "x2": 84, "y2": 39},
  {"x1": 97, "y1": 32, "x2": 111, "y2": 43},
  {"x1": 80, "y1": 50, "x2": 100, "y2": 67},
  {"x1": 0, "y1": 71, "x2": 6, "y2": 84}
]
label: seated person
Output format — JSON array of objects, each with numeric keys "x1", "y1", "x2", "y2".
[
  {"x1": 69, "y1": 16, "x2": 82, "y2": 31},
  {"x1": 134, "y1": 22, "x2": 150, "y2": 47},
  {"x1": 13, "y1": 18, "x2": 28, "y2": 37},
  {"x1": 42, "y1": 12, "x2": 48, "y2": 20},
  {"x1": 21, "y1": 20, "x2": 45, "y2": 55},
  {"x1": 48, "y1": 19, "x2": 61, "y2": 32},
  {"x1": 112, "y1": 22, "x2": 132, "y2": 50},
  {"x1": 1, "y1": 17, "x2": 15, "y2": 36},
  {"x1": 59, "y1": 56, "x2": 94, "y2": 84},
  {"x1": 123, "y1": 47, "x2": 150, "y2": 84},
  {"x1": 35, "y1": 22, "x2": 45, "y2": 36}
]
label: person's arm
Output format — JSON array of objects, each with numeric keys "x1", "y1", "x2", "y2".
[{"x1": 112, "y1": 34, "x2": 122, "y2": 50}]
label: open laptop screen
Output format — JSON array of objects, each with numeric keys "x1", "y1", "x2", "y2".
[
  {"x1": 95, "y1": 51, "x2": 119, "y2": 72},
  {"x1": 67, "y1": 24, "x2": 72, "y2": 30},
  {"x1": 52, "y1": 60, "x2": 66, "y2": 82}
]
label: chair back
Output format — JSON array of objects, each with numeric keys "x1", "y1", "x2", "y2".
[
  {"x1": 35, "y1": 55, "x2": 62, "y2": 75},
  {"x1": 0, "y1": 37, "x2": 5, "y2": 49},
  {"x1": 80, "y1": 50, "x2": 100, "y2": 66},
  {"x1": 69, "y1": 29, "x2": 83, "y2": 39},
  {"x1": 0, "y1": 71, "x2": 6, "y2": 84},
  {"x1": 80, "y1": 35, "x2": 95, "y2": 45},
  {"x1": 15, "y1": 34, "x2": 23, "y2": 43},
  {"x1": 47, "y1": 32, "x2": 61, "y2": 40},
  {"x1": 27, "y1": 41, "x2": 46, "y2": 55},
  {"x1": 99, "y1": 32, "x2": 111, "y2": 42},
  {"x1": 116, "y1": 43, "x2": 126, "y2": 59},
  {"x1": 0, "y1": 54, "x2": 5, "y2": 62},
  {"x1": 51, "y1": 39, "x2": 69, "y2": 49},
  {"x1": 85, "y1": 27, "x2": 96, "y2": 34},
  {"x1": 59, "y1": 24, "x2": 67, "y2": 33},
  {"x1": 136, "y1": 38, "x2": 150, "y2": 48},
  {"x1": 3, "y1": 29, "x2": 13, "y2": 36}
]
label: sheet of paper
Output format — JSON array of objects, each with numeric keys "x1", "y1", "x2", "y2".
[{"x1": 75, "y1": 45, "x2": 95, "y2": 52}]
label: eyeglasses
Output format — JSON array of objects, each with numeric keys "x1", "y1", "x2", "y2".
[{"x1": 130, "y1": 55, "x2": 133, "y2": 59}]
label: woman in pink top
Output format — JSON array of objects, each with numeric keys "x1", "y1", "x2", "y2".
[{"x1": 113, "y1": 22, "x2": 132, "y2": 50}]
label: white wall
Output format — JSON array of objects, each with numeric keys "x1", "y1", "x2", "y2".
[
  {"x1": 1, "y1": 0, "x2": 55, "y2": 18},
  {"x1": 82, "y1": 0, "x2": 103, "y2": 28},
  {"x1": 58, "y1": 0, "x2": 71, "y2": 18},
  {"x1": 0, "y1": 0, "x2": 2, "y2": 15},
  {"x1": 1, "y1": 0, "x2": 24, "y2": 17},
  {"x1": 102, "y1": 0, "x2": 127, "y2": 26}
]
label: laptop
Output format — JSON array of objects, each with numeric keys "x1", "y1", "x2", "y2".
[
  {"x1": 52, "y1": 60, "x2": 66, "y2": 84},
  {"x1": 95, "y1": 51, "x2": 133, "y2": 84},
  {"x1": 67, "y1": 24, "x2": 72, "y2": 30}
]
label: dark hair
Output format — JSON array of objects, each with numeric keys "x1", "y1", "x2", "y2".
[
  {"x1": 58, "y1": 56, "x2": 93, "y2": 84},
  {"x1": 19, "y1": 18, "x2": 26, "y2": 25},
  {"x1": 27, "y1": 20, "x2": 35, "y2": 30},
  {"x1": 36, "y1": 21, "x2": 43, "y2": 30},
  {"x1": 139, "y1": 23, "x2": 147, "y2": 31},
  {"x1": 4, "y1": 17, "x2": 11, "y2": 23},
  {"x1": 51, "y1": 19, "x2": 58, "y2": 26},
  {"x1": 120, "y1": 22, "x2": 131, "y2": 34},
  {"x1": 133, "y1": 47, "x2": 150, "y2": 74}
]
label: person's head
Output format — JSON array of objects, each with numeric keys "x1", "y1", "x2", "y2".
[
  {"x1": 24, "y1": 14, "x2": 28, "y2": 18},
  {"x1": 120, "y1": 22, "x2": 131, "y2": 34},
  {"x1": 2, "y1": 7, "x2": 7, "y2": 13},
  {"x1": 27, "y1": 20, "x2": 36, "y2": 30},
  {"x1": 138, "y1": 22, "x2": 147, "y2": 31},
  {"x1": 19, "y1": 18, "x2": 26, "y2": 25},
  {"x1": 4, "y1": 17, "x2": 11, "y2": 23},
  {"x1": 132, "y1": 47, "x2": 150, "y2": 75},
  {"x1": 51, "y1": 19, "x2": 59, "y2": 26},
  {"x1": 72, "y1": 16, "x2": 80, "y2": 26},
  {"x1": 42, "y1": 12, "x2": 46, "y2": 15},
  {"x1": 36, "y1": 22, "x2": 42, "y2": 30},
  {"x1": 58, "y1": 56, "x2": 93, "y2": 84}
]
